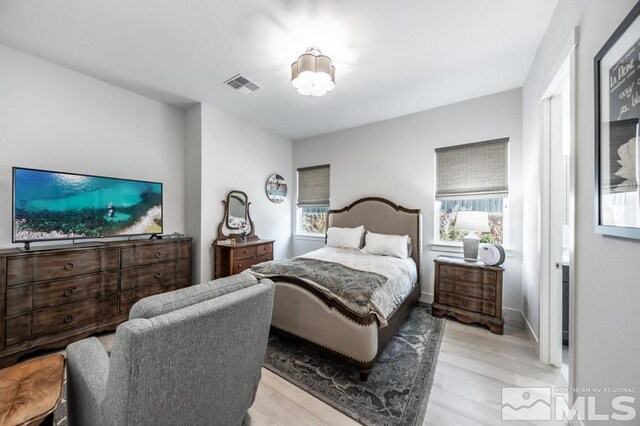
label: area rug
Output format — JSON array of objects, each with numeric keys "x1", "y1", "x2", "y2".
[{"x1": 263, "y1": 303, "x2": 445, "y2": 426}]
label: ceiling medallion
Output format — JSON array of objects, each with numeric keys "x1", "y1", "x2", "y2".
[{"x1": 290, "y1": 47, "x2": 335, "y2": 97}]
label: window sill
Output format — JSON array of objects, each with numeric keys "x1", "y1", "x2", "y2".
[
  {"x1": 430, "y1": 242, "x2": 515, "y2": 257},
  {"x1": 293, "y1": 234, "x2": 325, "y2": 241}
]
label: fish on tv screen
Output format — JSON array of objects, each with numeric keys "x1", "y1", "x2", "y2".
[{"x1": 13, "y1": 168, "x2": 163, "y2": 242}]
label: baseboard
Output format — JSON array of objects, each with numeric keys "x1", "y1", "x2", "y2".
[
  {"x1": 420, "y1": 291, "x2": 433, "y2": 304},
  {"x1": 503, "y1": 307, "x2": 526, "y2": 329},
  {"x1": 524, "y1": 314, "x2": 540, "y2": 358}
]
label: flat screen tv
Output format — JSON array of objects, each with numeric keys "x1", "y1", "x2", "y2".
[{"x1": 12, "y1": 167, "x2": 163, "y2": 243}]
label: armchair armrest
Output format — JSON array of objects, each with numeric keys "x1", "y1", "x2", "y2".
[{"x1": 66, "y1": 337, "x2": 110, "y2": 425}]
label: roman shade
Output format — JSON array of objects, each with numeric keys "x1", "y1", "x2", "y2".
[
  {"x1": 297, "y1": 164, "x2": 330, "y2": 207},
  {"x1": 435, "y1": 138, "x2": 509, "y2": 200}
]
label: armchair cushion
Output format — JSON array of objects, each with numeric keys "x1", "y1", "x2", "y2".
[
  {"x1": 66, "y1": 337, "x2": 110, "y2": 426},
  {"x1": 129, "y1": 271, "x2": 258, "y2": 319}
]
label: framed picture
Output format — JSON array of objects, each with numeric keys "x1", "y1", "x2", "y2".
[{"x1": 595, "y1": 2, "x2": 640, "y2": 239}]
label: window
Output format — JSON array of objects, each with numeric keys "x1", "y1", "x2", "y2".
[
  {"x1": 296, "y1": 164, "x2": 330, "y2": 235},
  {"x1": 435, "y1": 138, "x2": 509, "y2": 245},
  {"x1": 437, "y1": 198, "x2": 508, "y2": 244}
]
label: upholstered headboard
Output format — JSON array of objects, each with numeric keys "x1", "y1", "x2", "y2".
[{"x1": 327, "y1": 197, "x2": 422, "y2": 281}]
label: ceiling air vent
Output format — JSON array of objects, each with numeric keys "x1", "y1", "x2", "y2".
[{"x1": 223, "y1": 74, "x2": 261, "y2": 95}]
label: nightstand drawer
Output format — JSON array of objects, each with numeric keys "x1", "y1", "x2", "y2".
[
  {"x1": 439, "y1": 279, "x2": 495, "y2": 301},
  {"x1": 437, "y1": 292, "x2": 481, "y2": 313},
  {"x1": 440, "y1": 265, "x2": 496, "y2": 284},
  {"x1": 437, "y1": 292, "x2": 496, "y2": 316}
]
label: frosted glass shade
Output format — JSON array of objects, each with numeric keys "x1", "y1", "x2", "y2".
[
  {"x1": 291, "y1": 49, "x2": 335, "y2": 96},
  {"x1": 455, "y1": 211, "x2": 490, "y2": 232}
]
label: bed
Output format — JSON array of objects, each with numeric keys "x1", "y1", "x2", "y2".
[{"x1": 251, "y1": 197, "x2": 422, "y2": 380}]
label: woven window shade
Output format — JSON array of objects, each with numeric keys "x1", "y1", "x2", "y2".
[
  {"x1": 297, "y1": 164, "x2": 330, "y2": 207},
  {"x1": 435, "y1": 138, "x2": 509, "y2": 200}
]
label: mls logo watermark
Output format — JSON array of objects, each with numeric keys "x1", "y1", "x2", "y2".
[
  {"x1": 502, "y1": 387, "x2": 637, "y2": 422},
  {"x1": 502, "y1": 387, "x2": 552, "y2": 421}
]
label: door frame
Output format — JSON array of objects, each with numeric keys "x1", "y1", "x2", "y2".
[{"x1": 538, "y1": 28, "x2": 577, "y2": 393}]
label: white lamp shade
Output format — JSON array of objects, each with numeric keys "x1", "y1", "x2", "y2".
[
  {"x1": 455, "y1": 211, "x2": 490, "y2": 232},
  {"x1": 291, "y1": 48, "x2": 335, "y2": 96}
]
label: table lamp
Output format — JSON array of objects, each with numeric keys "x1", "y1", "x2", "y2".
[{"x1": 455, "y1": 211, "x2": 490, "y2": 260}]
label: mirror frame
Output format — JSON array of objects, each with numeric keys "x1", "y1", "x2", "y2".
[
  {"x1": 226, "y1": 191, "x2": 248, "y2": 229},
  {"x1": 215, "y1": 190, "x2": 258, "y2": 243}
]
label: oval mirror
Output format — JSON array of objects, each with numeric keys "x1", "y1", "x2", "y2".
[
  {"x1": 266, "y1": 174, "x2": 287, "y2": 203},
  {"x1": 227, "y1": 191, "x2": 248, "y2": 229}
]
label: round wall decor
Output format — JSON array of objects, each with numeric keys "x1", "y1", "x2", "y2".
[{"x1": 265, "y1": 174, "x2": 287, "y2": 203}]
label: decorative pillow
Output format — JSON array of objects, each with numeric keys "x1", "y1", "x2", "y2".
[
  {"x1": 326, "y1": 226, "x2": 365, "y2": 249},
  {"x1": 362, "y1": 232, "x2": 411, "y2": 259}
]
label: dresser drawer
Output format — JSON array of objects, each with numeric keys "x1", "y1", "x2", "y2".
[
  {"x1": 7, "y1": 250, "x2": 118, "y2": 286},
  {"x1": 121, "y1": 260, "x2": 190, "y2": 291},
  {"x1": 438, "y1": 279, "x2": 495, "y2": 301},
  {"x1": 120, "y1": 241, "x2": 190, "y2": 268},
  {"x1": 233, "y1": 253, "x2": 272, "y2": 274},
  {"x1": 5, "y1": 296, "x2": 118, "y2": 347},
  {"x1": 6, "y1": 272, "x2": 118, "y2": 316},
  {"x1": 233, "y1": 246, "x2": 257, "y2": 259},
  {"x1": 120, "y1": 277, "x2": 189, "y2": 314},
  {"x1": 439, "y1": 265, "x2": 496, "y2": 284},
  {"x1": 33, "y1": 297, "x2": 117, "y2": 338},
  {"x1": 256, "y1": 243, "x2": 273, "y2": 256},
  {"x1": 5, "y1": 316, "x2": 32, "y2": 346}
]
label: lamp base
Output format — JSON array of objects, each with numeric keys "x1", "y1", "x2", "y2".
[{"x1": 462, "y1": 237, "x2": 480, "y2": 261}]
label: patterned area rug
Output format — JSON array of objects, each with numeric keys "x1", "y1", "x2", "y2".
[
  {"x1": 263, "y1": 304, "x2": 445, "y2": 426},
  {"x1": 54, "y1": 384, "x2": 67, "y2": 425}
]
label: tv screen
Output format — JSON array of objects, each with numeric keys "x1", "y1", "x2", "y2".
[{"x1": 13, "y1": 167, "x2": 163, "y2": 242}]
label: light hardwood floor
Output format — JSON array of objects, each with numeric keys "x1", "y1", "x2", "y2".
[
  {"x1": 67, "y1": 318, "x2": 567, "y2": 425},
  {"x1": 244, "y1": 320, "x2": 568, "y2": 426}
]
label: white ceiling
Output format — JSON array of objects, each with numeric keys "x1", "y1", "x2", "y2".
[{"x1": 0, "y1": 0, "x2": 557, "y2": 140}]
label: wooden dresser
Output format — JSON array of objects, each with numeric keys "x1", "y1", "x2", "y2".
[
  {"x1": 214, "y1": 239, "x2": 274, "y2": 278},
  {"x1": 0, "y1": 238, "x2": 192, "y2": 367},
  {"x1": 432, "y1": 256, "x2": 504, "y2": 334}
]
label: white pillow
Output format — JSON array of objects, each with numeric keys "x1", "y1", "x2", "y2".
[
  {"x1": 326, "y1": 226, "x2": 365, "y2": 249},
  {"x1": 362, "y1": 232, "x2": 411, "y2": 259}
]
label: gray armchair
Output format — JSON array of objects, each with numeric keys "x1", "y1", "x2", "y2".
[{"x1": 66, "y1": 273, "x2": 274, "y2": 426}]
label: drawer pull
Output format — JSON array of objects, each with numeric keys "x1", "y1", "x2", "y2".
[
  {"x1": 243, "y1": 250, "x2": 248, "y2": 254},
  {"x1": 155, "y1": 251, "x2": 163, "y2": 258},
  {"x1": 64, "y1": 288, "x2": 76, "y2": 297},
  {"x1": 237, "y1": 264, "x2": 242, "y2": 268},
  {"x1": 154, "y1": 272, "x2": 162, "y2": 279},
  {"x1": 263, "y1": 246, "x2": 268, "y2": 251},
  {"x1": 64, "y1": 315, "x2": 75, "y2": 323},
  {"x1": 461, "y1": 300, "x2": 468, "y2": 306},
  {"x1": 64, "y1": 262, "x2": 75, "y2": 270},
  {"x1": 462, "y1": 271, "x2": 471, "y2": 279}
]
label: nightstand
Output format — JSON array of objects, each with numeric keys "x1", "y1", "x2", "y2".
[
  {"x1": 213, "y1": 239, "x2": 274, "y2": 278},
  {"x1": 432, "y1": 255, "x2": 504, "y2": 334}
]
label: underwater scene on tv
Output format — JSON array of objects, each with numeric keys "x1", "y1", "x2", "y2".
[{"x1": 13, "y1": 168, "x2": 162, "y2": 241}]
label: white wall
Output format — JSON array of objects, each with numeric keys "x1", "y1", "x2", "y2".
[
  {"x1": 293, "y1": 89, "x2": 524, "y2": 323},
  {"x1": 0, "y1": 43, "x2": 186, "y2": 247},
  {"x1": 185, "y1": 104, "x2": 203, "y2": 280},
  {"x1": 523, "y1": 0, "x2": 640, "y2": 412},
  {"x1": 188, "y1": 104, "x2": 293, "y2": 282}
]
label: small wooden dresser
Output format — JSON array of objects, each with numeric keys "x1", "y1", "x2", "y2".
[
  {"x1": 432, "y1": 256, "x2": 504, "y2": 334},
  {"x1": 214, "y1": 239, "x2": 274, "y2": 278}
]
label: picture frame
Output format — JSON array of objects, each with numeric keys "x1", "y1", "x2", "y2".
[{"x1": 595, "y1": 2, "x2": 640, "y2": 239}]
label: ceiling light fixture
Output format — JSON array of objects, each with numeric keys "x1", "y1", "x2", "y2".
[{"x1": 291, "y1": 47, "x2": 335, "y2": 97}]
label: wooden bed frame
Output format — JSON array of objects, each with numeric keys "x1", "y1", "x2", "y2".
[{"x1": 269, "y1": 197, "x2": 422, "y2": 380}]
